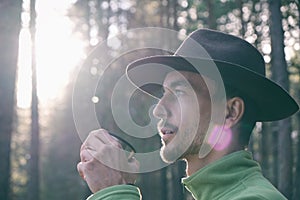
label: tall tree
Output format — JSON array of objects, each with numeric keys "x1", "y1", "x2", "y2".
[
  {"x1": 0, "y1": 0, "x2": 22, "y2": 199},
  {"x1": 293, "y1": 2, "x2": 300, "y2": 200},
  {"x1": 293, "y1": 59, "x2": 300, "y2": 200},
  {"x1": 269, "y1": 0, "x2": 293, "y2": 198},
  {"x1": 28, "y1": 0, "x2": 40, "y2": 199},
  {"x1": 237, "y1": 0, "x2": 246, "y2": 37},
  {"x1": 205, "y1": 0, "x2": 217, "y2": 29}
]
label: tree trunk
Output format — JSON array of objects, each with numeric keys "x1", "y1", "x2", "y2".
[
  {"x1": 97, "y1": 0, "x2": 110, "y2": 40},
  {"x1": 237, "y1": 0, "x2": 246, "y2": 37},
  {"x1": 269, "y1": 0, "x2": 293, "y2": 198},
  {"x1": 172, "y1": 0, "x2": 179, "y2": 30},
  {"x1": 271, "y1": 127, "x2": 279, "y2": 186},
  {"x1": 0, "y1": 1, "x2": 22, "y2": 199},
  {"x1": 28, "y1": 0, "x2": 40, "y2": 199},
  {"x1": 294, "y1": 94, "x2": 300, "y2": 200},
  {"x1": 205, "y1": 0, "x2": 217, "y2": 30},
  {"x1": 159, "y1": 0, "x2": 165, "y2": 27},
  {"x1": 261, "y1": 123, "x2": 269, "y2": 176},
  {"x1": 294, "y1": 4, "x2": 300, "y2": 199}
]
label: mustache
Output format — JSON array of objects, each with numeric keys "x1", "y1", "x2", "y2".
[{"x1": 157, "y1": 120, "x2": 178, "y2": 132}]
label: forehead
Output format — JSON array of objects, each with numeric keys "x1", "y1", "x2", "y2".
[{"x1": 163, "y1": 70, "x2": 207, "y2": 90}]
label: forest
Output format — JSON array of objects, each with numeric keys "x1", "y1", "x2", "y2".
[{"x1": 0, "y1": 0, "x2": 300, "y2": 200}]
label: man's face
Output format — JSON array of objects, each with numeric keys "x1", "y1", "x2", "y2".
[{"x1": 153, "y1": 71, "x2": 212, "y2": 163}]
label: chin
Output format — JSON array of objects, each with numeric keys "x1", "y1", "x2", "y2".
[
  {"x1": 160, "y1": 146, "x2": 176, "y2": 163},
  {"x1": 160, "y1": 143, "x2": 186, "y2": 164}
]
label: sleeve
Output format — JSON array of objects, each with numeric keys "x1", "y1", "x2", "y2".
[{"x1": 87, "y1": 185, "x2": 142, "y2": 200}]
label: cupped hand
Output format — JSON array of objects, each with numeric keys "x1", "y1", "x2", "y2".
[{"x1": 77, "y1": 129, "x2": 139, "y2": 193}]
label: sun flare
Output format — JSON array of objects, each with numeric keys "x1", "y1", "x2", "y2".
[{"x1": 17, "y1": 0, "x2": 86, "y2": 108}]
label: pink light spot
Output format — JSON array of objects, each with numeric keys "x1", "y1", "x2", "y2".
[{"x1": 208, "y1": 126, "x2": 232, "y2": 151}]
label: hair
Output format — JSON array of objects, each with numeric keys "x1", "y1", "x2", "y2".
[{"x1": 224, "y1": 85, "x2": 258, "y2": 146}]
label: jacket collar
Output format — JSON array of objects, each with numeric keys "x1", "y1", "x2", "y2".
[{"x1": 182, "y1": 151, "x2": 261, "y2": 199}]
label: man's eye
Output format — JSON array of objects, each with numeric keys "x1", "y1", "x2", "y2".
[{"x1": 174, "y1": 89, "x2": 185, "y2": 96}]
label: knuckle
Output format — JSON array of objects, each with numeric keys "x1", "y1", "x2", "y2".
[
  {"x1": 89, "y1": 130, "x2": 99, "y2": 137},
  {"x1": 100, "y1": 144, "x2": 112, "y2": 155},
  {"x1": 94, "y1": 144, "x2": 113, "y2": 160},
  {"x1": 90, "y1": 129, "x2": 108, "y2": 136},
  {"x1": 98, "y1": 128, "x2": 108, "y2": 134}
]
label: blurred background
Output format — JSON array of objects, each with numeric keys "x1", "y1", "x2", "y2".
[{"x1": 0, "y1": 0, "x2": 300, "y2": 199}]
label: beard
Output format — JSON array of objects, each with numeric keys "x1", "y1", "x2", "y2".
[{"x1": 160, "y1": 121, "x2": 202, "y2": 163}]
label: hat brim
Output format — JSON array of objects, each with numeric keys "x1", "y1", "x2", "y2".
[{"x1": 126, "y1": 55, "x2": 299, "y2": 122}]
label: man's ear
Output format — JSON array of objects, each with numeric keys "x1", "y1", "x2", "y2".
[{"x1": 225, "y1": 97, "x2": 245, "y2": 128}]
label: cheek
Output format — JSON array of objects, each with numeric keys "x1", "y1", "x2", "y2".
[
  {"x1": 175, "y1": 100, "x2": 200, "y2": 135},
  {"x1": 176, "y1": 94, "x2": 211, "y2": 130},
  {"x1": 199, "y1": 98, "x2": 212, "y2": 126},
  {"x1": 179, "y1": 101, "x2": 210, "y2": 141},
  {"x1": 179, "y1": 99, "x2": 200, "y2": 119}
]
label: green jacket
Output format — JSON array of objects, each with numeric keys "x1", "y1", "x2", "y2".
[{"x1": 87, "y1": 151, "x2": 286, "y2": 200}]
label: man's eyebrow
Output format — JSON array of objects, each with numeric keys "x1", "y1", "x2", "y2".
[{"x1": 164, "y1": 80, "x2": 191, "y2": 90}]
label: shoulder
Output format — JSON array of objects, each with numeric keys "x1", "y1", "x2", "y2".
[
  {"x1": 87, "y1": 185, "x2": 141, "y2": 200},
  {"x1": 222, "y1": 173, "x2": 287, "y2": 200},
  {"x1": 230, "y1": 192, "x2": 286, "y2": 200},
  {"x1": 231, "y1": 179, "x2": 287, "y2": 200}
]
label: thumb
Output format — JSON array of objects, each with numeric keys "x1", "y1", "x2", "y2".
[{"x1": 122, "y1": 156, "x2": 140, "y2": 184}]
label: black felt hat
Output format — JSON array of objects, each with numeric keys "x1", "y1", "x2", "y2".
[{"x1": 126, "y1": 29, "x2": 299, "y2": 121}]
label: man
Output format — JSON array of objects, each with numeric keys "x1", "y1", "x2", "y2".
[{"x1": 77, "y1": 29, "x2": 299, "y2": 199}]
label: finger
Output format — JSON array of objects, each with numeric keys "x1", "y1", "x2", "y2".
[
  {"x1": 128, "y1": 156, "x2": 140, "y2": 173},
  {"x1": 90, "y1": 143, "x2": 128, "y2": 170},
  {"x1": 122, "y1": 157, "x2": 140, "y2": 183},
  {"x1": 127, "y1": 151, "x2": 135, "y2": 161},
  {"x1": 93, "y1": 129, "x2": 121, "y2": 147},
  {"x1": 80, "y1": 148, "x2": 94, "y2": 162},
  {"x1": 104, "y1": 133, "x2": 121, "y2": 147},
  {"x1": 77, "y1": 159, "x2": 97, "y2": 180},
  {"x1": 77, "y1": 162, "x2": 86, "y2": 180},
  {"x1": 83, "y1": 130, "x2": 107, "y2": 151},
  {"x1": 82, "y1": 130, "x2": 129, "y2": 169},
  {"x1": 84, "y1": 129, "x2": 121, "y2": 150},
  {"x1": 89, "y1": 129, "x2": 111, "y2": 144}
]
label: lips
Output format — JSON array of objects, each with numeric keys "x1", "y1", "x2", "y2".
[
  {"x1": 160, "y1": 126, "x2": 178, "y2": 144},
  {"x1": 161, "y1": 128, "x2": 175, "y2": 135}
]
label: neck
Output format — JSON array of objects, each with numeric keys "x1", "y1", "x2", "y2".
[{"x1": 185, "y1": 144, "x2": 244, "y2": 176}]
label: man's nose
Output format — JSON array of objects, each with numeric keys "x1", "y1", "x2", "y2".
[{"x1": 153, "y1": 101, "x2": 168, "y2": 119}]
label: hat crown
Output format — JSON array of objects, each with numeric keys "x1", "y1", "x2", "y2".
[{"x1": 175, "y1": 29, "x2": 266, "y2": 76}]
